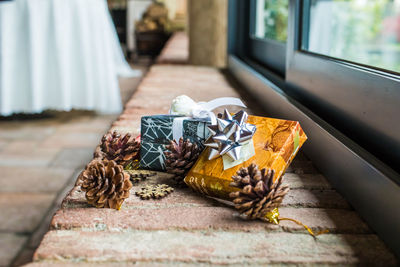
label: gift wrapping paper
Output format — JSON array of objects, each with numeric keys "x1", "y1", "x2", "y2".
[
  {"x1": 184, "y1": 115, "x2": 307, "y2": 200},
  {"x1": 140, "y1": 115, "x2": 210, "y2": 170}
]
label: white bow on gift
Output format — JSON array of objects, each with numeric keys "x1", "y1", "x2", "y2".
[{"x1": 169, "y1": 95, "x2": 247, "y2": 141}]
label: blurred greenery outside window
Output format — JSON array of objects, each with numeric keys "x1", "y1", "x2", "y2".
[
  {"x1": 252, "y1": 0, "x2": 400, "y2": 73},
  {"x1": 253, "y1": 0, "x2": 289, "y2": 43},
  {"x1": 305, "y1": 0, "x2": 400, "y2": 73}
]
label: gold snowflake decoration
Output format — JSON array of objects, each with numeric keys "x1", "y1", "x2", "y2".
[
  {"x1": 135, "y1": 184, "x2": 174, "y2": 200},
  {"x1": 125, "y1": 170, "x2": 157, "y2": 184}
]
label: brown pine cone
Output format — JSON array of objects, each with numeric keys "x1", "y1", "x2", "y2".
[
  {"x1": 164, "y1": 138, "x2": 201, "y2": 185},
  {"x1": 98, "y1": 131, "x2": 140, "y2": 168},
  {"x1": 80, "y1": 159, "x2": 132, "y2": 210},
  {"x1": 229, "y1": 164, "x2": 289, "y2": 220},
  {"x1": 93, "y1": 145, "x2": 104, "y2": 159}
]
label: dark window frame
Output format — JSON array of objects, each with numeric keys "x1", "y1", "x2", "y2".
[
  {"x1": 247, "y1": 0, "x2": 287, "y2": 76},
  {"x1": 229, "y1": 0, "x2": 400, "y2": 177},
  {"x1": 287, "y1": 0, "x2": 400, "y2": 176},
  {"x1": 228, "y1": 0, "x2": 400, "y2": 257},
  {"x1": 235, "y1": 0, "x2": 287, "y2": 76}
]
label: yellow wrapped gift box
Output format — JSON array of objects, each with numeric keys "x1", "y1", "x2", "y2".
[{"x1": 184, "y1": 115, "x2": 307, "y2": 200}]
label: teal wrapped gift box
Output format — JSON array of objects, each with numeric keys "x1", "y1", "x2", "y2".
[{"x1": 140, "y1": 115, "x2": 210, "y2": 171}]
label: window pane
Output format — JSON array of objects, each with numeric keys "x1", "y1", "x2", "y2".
[
  {"x1": 304, "y1": 0, "x2": 400, "y2": 73},
  {"x1": 253, "y1": 0, "x2": 289, "y2": 42}
]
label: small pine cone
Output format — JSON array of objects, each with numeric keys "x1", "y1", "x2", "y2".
[
  {"x1": 229, "y1": 164, "x2": 289, "y2": 220},
  {"x1": 164, "y1": 138, "x2": 201, "y2": 185},
  {"x1": 99, "y1": 131, "x2": 140, "y2": 168},
  {"x1": 80, "y1": 159, "x2": 132, "y2": 210}
]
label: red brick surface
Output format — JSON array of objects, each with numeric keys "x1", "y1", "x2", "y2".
[
  {"x1": 29, "y1": 64, "x2": 397, "y2": 266},
  {"x1": 50, "y1": 205, "x2": 371, "y2": 234},
  {"x1": 34, "y1": 230, "x2": 395, "y2": 265},
  {"x1": 156, "y1": 32, "x2": 189, "y2": 65}
]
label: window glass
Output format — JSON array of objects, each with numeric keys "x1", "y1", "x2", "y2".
[
  {"x1": 253, "y1": 0, "x2": 289, "y2": 42},
  {"x1": 304, "y1": 0, "x2": 400, "y2": 73}
]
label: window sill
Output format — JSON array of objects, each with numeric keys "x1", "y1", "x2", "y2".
[{"x1": 228, "y1": 54, "x2": 400, "y2": 258}]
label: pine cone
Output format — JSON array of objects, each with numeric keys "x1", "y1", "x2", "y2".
[
  {"x1": 229, "y1": 164, "x2": 289, "y2": 219},
  {"x1": 80, "y1": 159, "x2": 132, "y2": 210},
  {"x1": 164, "y1": 138, "x2": 201, "y2": 185},
  {"x1": 98, "y1": 131, "x2": 140, "y2": 168}
]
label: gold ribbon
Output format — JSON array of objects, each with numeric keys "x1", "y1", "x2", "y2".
[
  {"x1": 124, "y1": 159, "x2": 140, "y2": 170},
  {"x1": 265, "y1": 208, "x2": 329, "y2": 238}
]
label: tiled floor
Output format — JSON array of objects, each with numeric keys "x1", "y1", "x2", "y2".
[{"x1": 0, "y1": 62, "x2": 149, "y2": 267}]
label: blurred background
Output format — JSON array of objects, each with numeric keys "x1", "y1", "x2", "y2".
[
  {"x1": 0, "y1": 1, "x2": 190, "y2": 266},
  {"x1": 109, "y1": 0, "x2": 186, "y2": 58}
]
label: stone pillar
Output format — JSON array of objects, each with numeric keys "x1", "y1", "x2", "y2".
[{"x1": 188, "y1": 0, "x2": 228, "y2": 68}]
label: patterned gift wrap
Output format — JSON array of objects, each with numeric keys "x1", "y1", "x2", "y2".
[
  {"x1": 140, "y1": 115, "x2": 210, "y2": 171},
  {"x1": 184, "y1": 115, "x2": 308, "y2": 200}
]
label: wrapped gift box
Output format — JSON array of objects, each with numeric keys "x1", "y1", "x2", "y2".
[
  {"x1": 184, "y1": 115, "x2": 307, "y2": 200},
  {"x1": 140, "y1": 115, "x2": 210, "y2": 170}
]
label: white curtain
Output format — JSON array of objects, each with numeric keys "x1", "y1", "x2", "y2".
[{"x1": 0, "y1": 0, "x2": 140, "y2": 116}]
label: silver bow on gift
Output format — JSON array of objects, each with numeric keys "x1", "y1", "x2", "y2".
[{"x1": 204, "y1": 109, "x2": 256, "y2": 161}]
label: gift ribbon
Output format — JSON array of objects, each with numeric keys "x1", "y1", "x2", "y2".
[
  {"x1": 170, "y1": 97, "x2": 247, "y2": 142},
  {"x1": 264, "y1": 208, "x2": 329, "y2": 238}
]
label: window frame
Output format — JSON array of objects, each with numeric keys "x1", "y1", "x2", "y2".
[
  {"x1": 300, "y1": 0, "x2": 400, "y2": 76},
  {"x1": 228, "y1": 0, "x2": 400, "y2": 258},
  {"x1": 286, "y1": 0, "x2": 400, "y2": 175},
  {"x1": 230, "y1": 0, "x2": 400, "y2": 176},
  {"x1": 246, "y1": 0, "x2": 287, "y2": 76}
]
